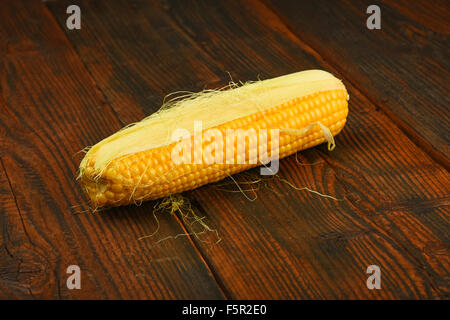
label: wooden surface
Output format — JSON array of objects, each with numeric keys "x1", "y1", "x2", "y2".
[{"x1": 0, "y1": 0, "x2": 448, "y2": 299}]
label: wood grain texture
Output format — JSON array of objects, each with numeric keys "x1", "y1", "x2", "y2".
[
  {"x1": 44, "y1": 0, "x2": 449, "y2": 299},
  {"x1": 265, "y1": 0, "x2": 450, "y2": 169},
  {"x1": 0, "y1": 0, "x2": 224, "y2": 299},
  {"x1": 157, "y1": 0, "x2": 449, "y2": 299},
  {"x1": 0, "y1": 159, "x2": 39, "y2": 299},
  {"x1": 46, "y1": 0, "x2": 222, "y2": 125}
]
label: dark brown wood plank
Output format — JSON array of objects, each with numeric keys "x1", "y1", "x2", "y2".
[
  {"x1": 265, "y1": 0, "x2": 450, "y2": 168},
  {"x1": 0, "y1": 0, "x2": 224, "y2": 299},
  {"x1": 47, "y1": 0, "x2": 449, "y2": 298},
  {"x1": 385, "y1": 0, "x2": 450, "y2": 34},
  {"x1": 0, "y1": 159, "x2": 39, "y2": 299},
  {"x1": 158, "y1": 0, "x2": 449, "y2": 299},
  {"x1": 45, "y1": 0, "x2": 222, "y2": 125}
]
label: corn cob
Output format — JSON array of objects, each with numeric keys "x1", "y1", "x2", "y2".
[{"x1": 79, "y1": 70, "x2": 349, "y2": 207}]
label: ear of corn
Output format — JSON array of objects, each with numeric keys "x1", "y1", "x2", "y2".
[{"x1": 79, "y1": 70, "x2": 349, "y2": 208}]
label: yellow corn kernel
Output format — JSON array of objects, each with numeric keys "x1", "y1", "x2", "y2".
[{"x1": 79, "y1": 70, "x2": 349, "y2": 207}]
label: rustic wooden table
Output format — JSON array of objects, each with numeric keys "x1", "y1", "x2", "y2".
[{"x1": 0, "y1": 0, "x2": 448, "y2": 299}]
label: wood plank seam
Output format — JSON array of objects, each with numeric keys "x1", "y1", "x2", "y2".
[
  {"x1": 40, "y1": 6, "x2": 127, "y2": 129},
  {"x1": 172, "y1": 212, "x2": 231, "y2": 299},
  {"x1": 0, "y1": 0, "x2": 228, "y2": 298},
  {"x1": 260, "y1": 0, "x2": 450, "y2": 171},
  {"x1": 0, "y1": 157, "x2": 33, "y2": 247},
  {"x1": 317, "y1": 150, "x2": 448, "y2": 298},
  {"x1": 0, "y1": 157, "x2": 38, "y2": 299},
  {"x1": 41, "y1": 3, "x2": 228, "y2": 298},
  {"x1": 158, "y1": 0, "x2": 449, "y2": 298},
  {"x1": 41, "y1": 0, "x2": 448, "y2": 298}
]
